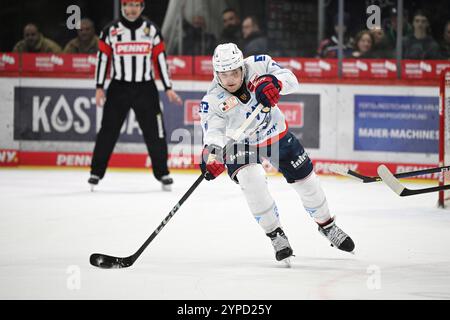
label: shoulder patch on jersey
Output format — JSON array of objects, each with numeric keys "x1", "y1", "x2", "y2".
[
  {"x1": 254, "y1": 55, "x2": 266, "y2": 62},
  {"x1": 199, "y1": 101, "x2": 209, "y2": 113},
  {"x1": 221, "y1": 96, "x2": 239, "y2": 112}
]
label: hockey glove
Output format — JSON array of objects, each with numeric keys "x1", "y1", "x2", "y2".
[
  {"x1": 201, "y1": 144, "x2": 226, "y2": 181},
  {"x1": 254, "y1": 74, "x2": 282, "y2": 112}
]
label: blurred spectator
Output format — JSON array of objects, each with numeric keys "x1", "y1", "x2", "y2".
[
  {"x1": 402, "y1": 10, "x2": 442, "y2": 60},
  {"x1": 161, "y1": 0, "x2": 228, "y2": 55},
  {"x1": 63, "y1": 18, "x2": 99, "y2": 54},
  {"x1": 383, "y1": 6, "x2": 413, "y2": 50},
  {"x1": 13, "y1": 23, "x2": 62, "y2": 53},
  {"x1": 351, "y1": 30, "x2": 374, "y2": 58},
  {"x1": 217, "y1": 8, "x2": 242, "y2": 46},
  {"x1": 440, "y1": 21, "x2": 450, "y2": 59},
  {"x1": 317, "y1": 13, "x2": 353, "y2": 58},
  {"x1": 183, "y1": 16, "x2": 216, "y2": 56},
  {"x1": 241, "y1": 16, "x2": 268, "y2": 57},
  {"x1": 182, "y1": 15, "x2": 216, "y2": 55},
  {"x1": 369, "y1": 27, "x2": 394, "y2": 58}
]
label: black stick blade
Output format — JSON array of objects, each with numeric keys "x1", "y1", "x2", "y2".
[{"x1": 90, "y1": 253, "x2": 134, "y2": 269}]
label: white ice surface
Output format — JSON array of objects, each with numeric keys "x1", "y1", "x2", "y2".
[{"x1": 1, "y1": 168, "x2": 450, "y2": 300}]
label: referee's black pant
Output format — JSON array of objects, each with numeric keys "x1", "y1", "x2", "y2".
[{"x1": 90, "y1": 80, "x2": 170, "y2": 180}]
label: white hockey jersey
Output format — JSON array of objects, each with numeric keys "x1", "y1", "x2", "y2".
[{"x1": 199, "y1": 54, "x2": 300, "y2": 148}]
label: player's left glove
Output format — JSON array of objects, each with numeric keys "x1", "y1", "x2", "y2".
[{"x1": 254, "y1": 74, "x2": 282, "y2": 112}]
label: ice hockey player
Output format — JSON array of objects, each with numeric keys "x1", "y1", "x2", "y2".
[{"x1": 199, "y1": 43, "x2": 355, "y2": 264}]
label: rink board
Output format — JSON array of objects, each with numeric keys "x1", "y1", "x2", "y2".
[{"x1": 0, "y1": 77, "x2": 441, "y2": 179}]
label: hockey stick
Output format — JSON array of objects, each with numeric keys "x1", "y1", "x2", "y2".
[
  {"x1": 90, "y1": 104, "x2": 265, "y2": 269},
  {"x1": 330, "y1": 163, "x2": 450, "y2": 183},
  {"x1": 377, "y1": 164, "x2": 450, "y2": 196}
]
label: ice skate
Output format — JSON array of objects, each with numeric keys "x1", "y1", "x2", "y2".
[
  {"x1": 266, "y1": 227, "x2": 294, "y2": 265},
  {"x1": 318, "y1": 218, "x2": 355, "y2": 253},
  {"x1": 88, "y1": 175, "x2": 100, "y2": 192},
  {"x1": 160, "y1": 175, "x2": 173, "y2": 191}
]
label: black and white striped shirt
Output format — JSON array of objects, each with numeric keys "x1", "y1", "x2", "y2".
[{"x1": 95, "y1": 17, "x2": 172, "y2": 90}]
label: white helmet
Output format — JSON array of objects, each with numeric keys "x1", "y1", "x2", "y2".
[{"x1": 212, "y1": 43, "x2": 246, "y2": 88}]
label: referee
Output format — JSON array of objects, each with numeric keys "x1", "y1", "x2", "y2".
[{"x1": 89, "y1": 0, "x2": 182, "y2": 191}]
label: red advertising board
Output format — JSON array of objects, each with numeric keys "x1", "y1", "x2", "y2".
[
  {"x1": 21, "y1": 53, "x2": 97, "y2": 74},
  {"x1": 278, "y1": 102, "x2": 304, "y2": 128},
  {"x1": 0, "y1": 53, "x2": 19, "y2": 72},
  {"x1": 2, "y1": 53, "x2": 448, "y2": 83},
  {"x1": 1, "y1": 148, "x2": 439, "y2": 180},
  {"x1": 166, "y1": 56, "x2": 193, "y2": 76},
  {"x1": 402, "y1": 60, "x2": 450, "y2": 80},
  {"x1": 194, "y1": 56, "x2": 213, "y2": 76},
  {"x1": 342, "y1": 59, "x2": 397, "y2": 79},
  {"x1": 300, "y1": 59, "x2": 338, "y2": 78},
  {"x1": 275, "y1": 58, "x2": 338, "y2": 78}
]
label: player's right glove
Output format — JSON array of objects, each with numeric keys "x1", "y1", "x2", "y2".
[
  {"x1": 201, "y1": 144, "x2": 226, "y2": 181},
  {"x1": 254, "y1": 74, "x2": 282, "y2": 112}
]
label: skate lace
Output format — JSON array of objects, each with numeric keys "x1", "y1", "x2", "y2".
[
  {"x1": 324, "y1": 225, "x2": 348, "y2": 247},
  {"x1": 271, "y1": 234, "x2": 290, "y2": 251}
]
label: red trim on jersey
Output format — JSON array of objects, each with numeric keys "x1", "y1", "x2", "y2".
[
  {"x1": 256, "y1": 121, "x2": 289, "y2": 147},
  {"x1": 152, "y1": 42, "x2": 165, "y2": 62},
  {"x1": 152, "y1": 42, "x2": 166, "y2": 79},
  {"x1": 98, "y1": 40, "x2": 112, "y2": 57}
]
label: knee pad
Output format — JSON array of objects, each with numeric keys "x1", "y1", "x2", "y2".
[
  {"x1": 291, "y1": 171, "x2": 332, "y2": 224},
  {"x1": 236, "y1": 164, "x2": 281, "y2": 233}
]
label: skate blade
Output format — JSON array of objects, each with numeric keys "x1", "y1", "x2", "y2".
[
  {"x1": 162, "y1": 184, "x2": 172, "y2": 192},
  {"x1": 331, "y1": 243, "x2": 356, "y2": 255},
  {"x1": 280, "y1": 256, "x2": 293, "y2": 268},
  {"x1": 89, "y1": 184, "x2": 96, "y2": 192}
]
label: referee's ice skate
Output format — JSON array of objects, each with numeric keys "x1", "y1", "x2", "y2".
[
  {"x1": 159, "y1": 175, "x2": 174, "y2": 191},
  {"x1": 88, "y1": 174, "x2": 100, "y2": 191}
]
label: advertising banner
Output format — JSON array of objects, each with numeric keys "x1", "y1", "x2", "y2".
[
  {"x1": 21, "y1": 53, "x2": 97, "y2": 74},
  {"x1": 274, "y1": 58, "x2": 338, "y2": 78},
  {"x1": 354, "y1": 95, "x2": 439, "y2": 153},
  {"x1": 401, "y1": 60, "x2": 450, "y2": 80},
  {"x1": 14, "y1": 86, "x2": 320, "y2": 148},
  {"x1": 0, "y1": 53, "x2": 19, "y2": 72},
  {"x1": 166, "y1": 56, "x2": 193, "y2": 76},
  {"x1": 13, "y1": 87, "x2": 205, "y2": 143},
  {"x1": 342, "y1": 59, "x2": 397, "y2": 79}
]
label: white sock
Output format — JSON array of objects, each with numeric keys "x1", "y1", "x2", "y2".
[
  {"x1": 290, "y1": 171, "x2": 333, "y2": 224},
  {"x1": 236, "y1": 164, "x2": 281, "y2": 233}
]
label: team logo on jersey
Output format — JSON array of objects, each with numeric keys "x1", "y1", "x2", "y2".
[
  {"x1": 221, "y1": 96, "x2": 239, "y2": 112},
  {"x1": 142, "y1": 27, "x2": 151, "y2": 39},
  {"x1": 239, "y1": 92, "x2": 250, "y2": 102},
  {"x1": 115, "y1": 42, "x2": 152, "y2": 55}
]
